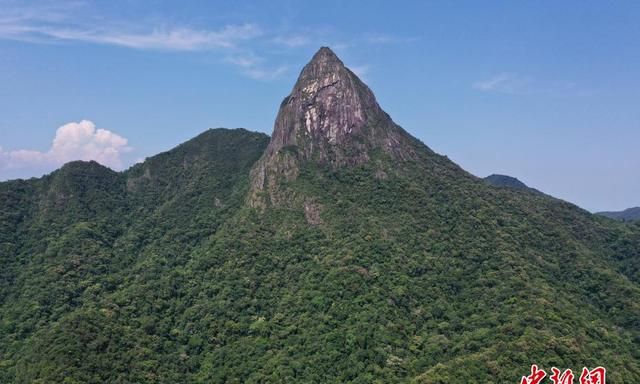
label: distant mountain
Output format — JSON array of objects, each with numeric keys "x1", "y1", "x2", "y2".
[
  {"x1": 483, "y1": 173, "x2": 535, "y2": 191},
  {"x1": 1, "y1": 47, "x2": 640, "y2": 383},
  {"x1": 597, "y1": 206, "x2": 640, "y2": 221}
]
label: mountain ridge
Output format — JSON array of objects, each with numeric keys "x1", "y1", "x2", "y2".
[
  {"x1": 483, "y1": 174, "x2": 529, "y2": 190},
  {"x1": 597, "y1": 206, "x2": 640, "y2": 221},
  {"x1": 483, "y1": 173, "x2": 543, "y2": 195}
]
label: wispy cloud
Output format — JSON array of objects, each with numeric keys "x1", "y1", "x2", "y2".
[
  {"x1": 243, "y1": 65, "x2": 289, "y2": 81},
  {"x1": 472, "y1": 73, "x2": 533, "y2": 94},
  {"x1": 67, "y1": 24, "x2": 260, "y2": 51},
  {"x1": 364, "y1": 33, "x2": 419, "y2": 45},
  {"x1": 0, "y1": 13, "x2": 261, "y2": 51},
  {"x1": 225, "y1": 53, "x2": 289, "y2": 80},
  {"x1": 0, "y1": 3, "x2": 297, "y2": 80},
  {"x1": 272, "y1": 34, "x2": 310, "y2": 48},
  {"x1": 0, "y1": 3, "x2": 408, "y2": 82},
  {"x1": 473, "y1": 73, "x2": 592, "y2": 97},
  {"x1": 0, "y1": 120, "x2": 132, "y2": 174},
  {"x1": 225, "y1": 54, "x2": 261, "y2": 68}
]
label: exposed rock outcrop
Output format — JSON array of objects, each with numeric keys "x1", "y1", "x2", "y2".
[{"x1": 249, "y1": 47, "x2": 423, "y2": 208}]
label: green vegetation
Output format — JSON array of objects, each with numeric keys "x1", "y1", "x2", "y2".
[
  {"x1": 1, "y1": 128, "x2": 639, "y2": 383},
  {"x1": 597, "y1": 207, "x2": 640, "y2": 222}
]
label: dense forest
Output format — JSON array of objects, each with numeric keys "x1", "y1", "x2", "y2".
[
  {"x1": 1, "y1": 127, "x2": 639, "y2": 383},
  {"x1": 1, "y1": 48, "x2": 639, "y2": 383}
]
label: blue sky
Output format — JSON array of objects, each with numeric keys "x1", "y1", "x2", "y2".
[{"x1": 0, "y1": 1, "x2": 638, "y2": 212}]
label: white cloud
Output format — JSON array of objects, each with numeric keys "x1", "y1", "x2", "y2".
[
  {"x1": 273, "y1": 35, "x2": 310, "y2": 47},
  {"x1": 472, "y1": 73, "x2": 532, "y2": 94},
  {"x1": 1, "y1": 22, "x2": 261, "y2": 51},
  {"x1": 225, "y1": 53, "x2": 261, "y2": 68},
  {"x1": 0, "y1": 120, "x2": 131, "y2": 174},
  {"x1": 0, "y1": 3, "x2": 261, "y2": 51},
  {"x1": 225, "y1": 53, "x2": 288, "y2": 80},
  {"x1": 243, "y1": 65, "x2": 289, "y2": 81},
  {"x1": 472, "y1": 73, "x2": 591, "y2": 97},
  {"x1": 0, "y1": 4, "x2": 410, "y2": 82},
  {"x1": 0, "y1": 4, "x2": 284, "y2": 80},
  {"x1": 365, "y1": 33, "x2": 419, "y2": 45}
]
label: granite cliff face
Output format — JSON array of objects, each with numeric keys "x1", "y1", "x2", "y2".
[{"x1": 249, "y1": 47, "x2": 422, "y2": 207}]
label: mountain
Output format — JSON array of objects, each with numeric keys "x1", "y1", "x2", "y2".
[
  {"x1": 1, "y1": 47, "x2": 640, "y2": 383},
  {"x1": 484, "y1": 174, "x2": 530, "y2": 190},
  {"x1": 597, "y1": 206, "x2": 640, "y2": 221},
  {"x1": 248, "y1": 47, "x2": 423, "y2": 208}
]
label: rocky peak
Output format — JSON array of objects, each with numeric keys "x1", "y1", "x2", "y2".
[
  {"x1": 268, "y1": 47, "x2": 391, "y2": 160},
  {"x1": 249, "y1": 46, "x2": 421, "y2": 207}
]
